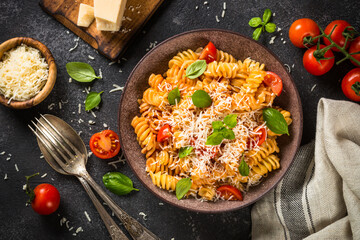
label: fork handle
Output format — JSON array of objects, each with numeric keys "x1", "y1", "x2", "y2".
[
  {"x1": 80, "y1": 172, "x2": 160, "y2": 240},
  {"x1": 77, "y1": 177, "x2": 129, "y2": 240}
]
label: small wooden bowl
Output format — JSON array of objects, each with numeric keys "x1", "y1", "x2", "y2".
[{"x1": 0, "y1": 37, "x2": 57, "y2": 109}]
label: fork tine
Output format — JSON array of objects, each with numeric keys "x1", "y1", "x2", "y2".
[
  {"x1": 35, "y1": 117, "x2": 76, "y2": 161},
  {"x1": 28, "y1": 124, "x2": 68, "y2": 170},
  {"x1": 40, "y1": 114, "x2": 83, "y2": 157}
]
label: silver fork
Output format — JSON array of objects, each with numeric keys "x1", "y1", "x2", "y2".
[{"x1": 29, "y1": 114, "x2": 160, "y2": 240}]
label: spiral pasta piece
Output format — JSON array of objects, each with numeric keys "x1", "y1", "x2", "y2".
[
  {"x1": 169, "y1": 49, "x2": 199, "y2": 68},
  {"x1": 216, "y1": 49, "x2": 237, "y2": 63},
  {"x1": 251, "y1": 154, "x2": 280, "y2": 176},
  {"x1": 131, "y1": 116, "x2": 156, "y2": 158},
  {"x1": 198, "y1": 187, "x2": 216, "y2": 200},
  {"x1": 149, "y1": 172, "x2": 179, "y2": 191},
  {"x1": 246, "y1": 138, "x2": 279, "y2": 167},
  {"x1": 204, "y1": 62, "x2": 239, "y2": 78}
]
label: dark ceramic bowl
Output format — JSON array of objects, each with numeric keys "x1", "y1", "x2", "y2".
[{"x1": 118, "y1": 29, "x2": 303, "y2": 213}]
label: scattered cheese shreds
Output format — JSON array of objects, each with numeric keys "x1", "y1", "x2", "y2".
[
  {"x1": 269, "y1": 36, "x2": 276, "y2": 44},
  {"x1": 88, "y1": 55, "x2": 95, "y2": 60},
  {"x1": 139, "y1": 212, "x2": 147, "y2": 220},
  {"x1": 215, "y1": 15, "x2": 220, "y2": 23},
  {"x1": 15, "y1": 163, "x2": 19, "y2": 172},
  {"x1": 41, "y1": 173, "x2": 47, "y2": 178},
  {"x1": 0, "y1": 151, "x2": 5, "y2": 155},
  {"x1": 84, "y1": 211, "x2": 91, "y2": 222},
  {"x1": 109, "y1": 84, "x2": 124, "y2": 93},
  {"x1": 311, "y1": 84, "x2": 317, "y2": 92},
  {"x1": 69, "y1": 41, "x2": 79, "y2": 52}
]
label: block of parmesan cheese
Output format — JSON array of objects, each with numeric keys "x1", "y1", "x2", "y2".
[
  {"x1": 77, "y1": 4, "x2": 95, "y2": 27},
  {"x1": 94, "y1": 0, "x2": 127, "y2": 32}
]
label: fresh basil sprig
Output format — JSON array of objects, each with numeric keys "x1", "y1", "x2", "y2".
[
  {"x1": 85, "y1": 91, "x2": 103, "y2": 111},
  {"x1": 186, "y1": 60, "x2": 207, "y2": 79},
  {"x1": 249, "y1": 9, "x2": 276, "y2": 41},
  {"x1": 66, "y1": 62, "x2": 101, "y2": 82},
  {"x1": 238, "y1": 155, "x2": 249, "y2": 176},
  {"x1": 103, "y1": 172, "x2": 139, "y2": 196},
  {"x1": 206, "y1": 114, "x2": 237, "y2": 145},
  {"x1": 263, "y1": 108, "x2": 289, "y2": 135},
  {"x1": 179, "y1": 146, "x2": 193, "y2": 158},
  {"x1": 168, "y1": 87, "x2": 181, "y2": 105},
  {"x1": 176, "y1": 178, "x2": 192, "y2": 200},
  {"x1": 191, "y1": 90, "x2": 212, "y2": 108}
]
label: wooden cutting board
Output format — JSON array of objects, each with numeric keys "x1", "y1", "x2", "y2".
[{"x1": 40, "y1": 0, "x2": 164, "y2": 60}]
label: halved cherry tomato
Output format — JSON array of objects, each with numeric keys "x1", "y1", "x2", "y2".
[
  {"x1": 349, "y1": 37, "x2": 360, "y2": 67},
  {"x1": 324, "y1": 20, "x2": 352, "y2": 52},
  {"x1": 264, "y1": 71, "x2": 283, "y2": 96},
  {"x1": 217, "y1": 185, "x2": 243, "y2": 201},
  {"x1": 90, "y1": 130, "x2": 121, "y2": 159},
  {"x1": 248, "y1": 127, "x2": 267, "y2": 149},
  {"x1": 341, "y1": 68, "x2": 360, "y2": 102},
  {"x1": 199, "y1": 42, "x2": 217, "y2": 64},
  {"x1": 157, "y1": 124, "x2": 172, "y2": 142},
  {"x1": 289, "y1": 18, "x2": 320, "y2": 48},
  {"x1": 32, "y1": 184, "x2": 60, "y2": 215},
  {"x1": 303, "y1": 45, "x2": 335, "y2": 76}
]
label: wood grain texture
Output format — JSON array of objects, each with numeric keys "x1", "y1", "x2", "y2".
[
  {"x1": 39, "y1": 0, "x2": 164, "y2": 60},
  {"x1": 0, "y1": 37, "x2": 57, "y2": 109}
]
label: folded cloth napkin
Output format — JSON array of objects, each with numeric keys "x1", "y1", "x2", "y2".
[{"x1": 251, "y1": 98, "x2": 360, "y2": 240}]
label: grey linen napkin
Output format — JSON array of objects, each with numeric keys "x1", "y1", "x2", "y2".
[{"x1": 251, "y1": 98, "x2": 360, "y2": 240}]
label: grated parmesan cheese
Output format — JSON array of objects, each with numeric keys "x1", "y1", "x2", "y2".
[
  {"x1": 84, "y1": 211, "x2": 91, "y2": 222},
  {"x1": 15, "y1": 163, "x2": 19, "y2": 172},
  {"x1": 0, "y1": 44, "x2": 49, "y2": 101}
]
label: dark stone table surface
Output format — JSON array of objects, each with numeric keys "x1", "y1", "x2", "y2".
[{"x1": 0, "y1": 0, "x2": 359, "y2": 239}]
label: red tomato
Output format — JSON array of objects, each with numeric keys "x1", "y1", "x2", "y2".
[
  {"x1": 157, "y1": 124, "x2": 172, "y2": 142},
  {"x1": 199, "y1": 42, "x2": 217, "y2": 64},
  {"x1": 341, "y1": 68, "x2": 360, "y2": 102},
  {"x1": 31, "y1": 184, "x2": 60, "y2": 215},
  {"x1": 264, "y1": 71, "x2": 283, "y2": 96},
  {"x1": 247, "y1": 127, "x2": 266, "y2": 150},
  {"x1": 349, "y1": 37, "x2": 360, "y2": 67},
  {"x1": 217, "y1": 185, "x2": 243, "y2": 201},
  {"x1": 324, "y1": 20, "x2": 352, "y2": 52},
  {"x1": 90, "y1": 130, "x2": 121, "y2": 159},
  {"x1": 289, "y1": 18, "x2": 320, "y2": 48},
  {"x1": 303, "y1": 45, "x2": 335, "y2": 76}
]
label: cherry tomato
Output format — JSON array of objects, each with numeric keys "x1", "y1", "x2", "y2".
[
  {"x1": 247, "y1": 127, "x2": 266, "y2": 150},
  {"x1": 217, "y1": 185, "x2": 243, "y2": 201},
  {"x1": 199, "y1": 42, "x2": 217, "y2": 64},
  {"x1": 264, "y1": 71, "x2": 283, "y2": 96},
  {"x1": 341, "y1": 68, "x2": 360, "y2": 102},
  {"x1": 349, "y1": 37, "x2": 360, "y2": 67},
  {"x1": 157, "y1": 124, "x2": 172, "y2": 142},
  {"x1": 31, "y1": 184, "x2": 60, "y2": 215},
  {"x1": 289, "y1": 18, "x2": 320, "y2": 48},
  {"x1": 90, "y1": 130, "x2": 121, "y2": 159},
  {"x1": 303, "y1": 45, "x2": 335, "y2": 76},
  {"x1": 324, "y1": 20, "x2": 352, "y2": 52}
]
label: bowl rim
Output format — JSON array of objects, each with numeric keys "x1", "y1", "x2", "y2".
[
  {"x1": 118, "y1": 28, "x2": 303, "y2": 213},
  {"x1": 0, "y1": 37, "x2": 57, "y2": 109}
]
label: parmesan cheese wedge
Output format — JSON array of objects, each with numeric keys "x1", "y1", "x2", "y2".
[
  {"x1": 94, "y1": 0, "x2": 127, "y2": 31},
  {"x1": 77, "y1": 4, "x2": 95, "y2": 27}
]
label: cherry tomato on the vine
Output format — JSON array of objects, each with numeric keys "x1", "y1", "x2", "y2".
[
  {"x1": 324, "y1": 20, "x2": 352, "y2": 52},
  {"x1": 341, "y1": 68, "x2": 360, "y2": 102},
  {"x1": 264, "y1": 71, "x2": 283, "y2": 96},
  {"x1": 303, "y1": 45, "x2": 335, "y2": 76},
  {"x1": 31, "y1": 183, "x2": 60, "y2": 215},
  {"x1": 289, "y1": 18, "x2": 320, "y2": 48},
  {"x1": 199, "y1": 42, "x2": 217, "y2": 64},
  {"x1": 217, "y1": 185, "x2": 243, "y2": 201},
  {"x1": 349, "y1": 37, "x2": 360, "y2": 67},
  {"x1": 90, "y1": 130, "x2": 121, "y2": 159},
  {"x1": 157, "y1": 124, "x2": 172, "y2": 142}
]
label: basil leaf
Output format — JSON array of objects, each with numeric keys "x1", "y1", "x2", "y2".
[
  {"x1": 103, "y1": 172, "x2": 139, "y2": 196},
  {"x1": 223, "y1": 114, "x2": 237, "y2": 128},
  {"x1": 220, "y1": 128, "x2": 235, "y2": 140},
  {"x1": 253, "y1": 27, "x2": 262, "y2": 41},
  {"x1": 176, "y1": 178, "x2": 192, "y2": 200},
  {"x1": 238, "y1": 157, "x2": 249, "y2": 176},
  {"x1": 85, "y1": 91, "x2": 103, "y2": 111},
  {"x1": 263, "y1": 108, "x2": 289, "y2": 135},
  {"x1": 249, "y1": 17, "x2": 262, "y2": 27},
  {"x1": 66, "y1": 62, "x2": 101, "y2": 82},
  {"x1": 185, "y1": 60, "x2": 207, "y2": 79},
  {"x1": 168, "y1": 87, "x2": 181, "y2": 105},
  {"x1": 265, "y1": 22, "x2": 276, "y2": 33},
  {"x1": 212, "y1": 121, "x2": 224, "y2": 130},
  {"x1": 262, "y1": 9, "x2": 272, "y2": 23},
  {"x1": 206, "y1": 132, "x2": 224, "y2": 145},
  {"x1": 191, "y1": 90, "x2": 212, "y2": 108},
  {"x1": 179, "y1": 146, "x2": 193, "y2": 158}
]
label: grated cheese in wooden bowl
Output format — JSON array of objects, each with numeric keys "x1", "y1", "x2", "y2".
[{"x1": 0, "y1": 44, "x2": 49, "y2": 101}]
